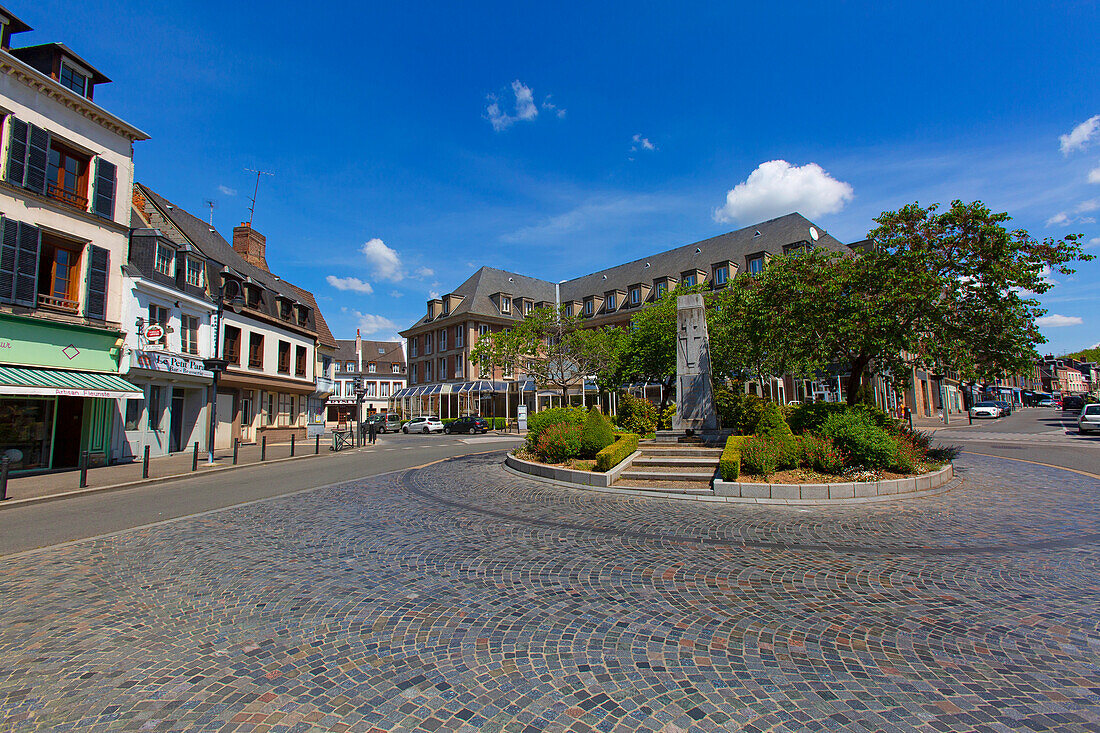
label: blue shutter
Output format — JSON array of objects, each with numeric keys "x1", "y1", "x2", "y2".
[
  {"x1": 24, "y1": 124, "x2": 49, "y2": 195},
  {"x1": 0, "y1": 217, "x2": 17, "y2": 304},
  {"x1": 92, "y1": 158, "x2": 116, "y2": 219},
  {"x1": 13, "y1": 222, "x2": 39, "y2": 307},
  {"x1": 4, "y1": 118, "x2": 28, "y2": 186},
  {"x1": 85, "y1": 245, "x2": 109, "y2": 320}
]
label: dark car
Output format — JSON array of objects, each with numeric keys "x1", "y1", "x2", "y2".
[
  {"x1": 1062, "y1": 395, "x2": 1085, "y2": 413},
  {"x1": 444, "y1": 416, "x2": 489, "y2": 434},
  {"x1": 994, "y1": 400, "x2": 1013, "y2": 416}
]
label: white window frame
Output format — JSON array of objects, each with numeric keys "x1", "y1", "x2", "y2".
[
  {"x1": 392, "y1": 363, "x2": 401, "y2": 374},
  {"x1": 630, "y1": 287, "x2": 640, "y2": 305},
  {"x1": 749, "y1": 257, "x2": 764, "y2": 275},
  {"x1": 440, "y1": 328, "x2": 447, "y2": 350},
  {"x1": 605, "y1": 294, "x2": 615, "y2": 311},
  {"x1": 410, "y1": 337, "x2": 418, "y2": 357},
  {"x1": 715, "y1": 266, "x2": 728, "y2": 285},
  {"x1": 501, "y1": 296, "x2": 511, "y2": 314},
  {"x1": 425, "y1": 333, "x2": 433, "y2": 354},
  {"x1": 180, "y1": 313, "x2": 199, "y2": 355},
  {"x1": 185, "y1": 257, "x2": 204, "y2": 287},
  {"x1": 455, "y1": 326, "x2": 464, "y2": 348},
  {"x1": 584, "y1": 299, "x2": 593, "y2": 316},
  {"x1": 455, "y1": 359, "x2": 463, "y2": 378},
  {"x1": 154, "y1": 243, "x2": 174, "y2": 276},
  {"x1": 479, "y1": 324, "x2": 489, "y2": 336}
]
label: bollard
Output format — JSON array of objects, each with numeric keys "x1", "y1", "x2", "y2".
[
  {"x1": 143, "y1": 445, "x2": 150, "y2": 479},
  {"x1": 261, "y1": 436, "x2": 267, "y2": 461},
  {"x1": 0, "y1": 456, "x2": 9, "y2": 501},
  {"x1": 315, "y1": 434, "x2": 320, "y2": 455},
  {"x1": 290, "y1": 434, "x2": 295, "y2": 457},
  {"x1": 79, "y1": 451, "x2": 89, "y2": 488},
  {"x1": 192, "y1": 441, "x2": 199, "y2": 471},
  {"x1": 233, "y1": 438, "x2": 239, "y2": 465}
]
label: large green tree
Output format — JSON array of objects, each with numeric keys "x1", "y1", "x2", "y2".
[{"x1": 763, "y1": 200, "x2": 1091, "y2": 404}]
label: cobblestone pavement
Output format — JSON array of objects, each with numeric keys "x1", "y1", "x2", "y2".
[{"x1": 1, "y1": 452, "x2": 1099, "y2": 732}]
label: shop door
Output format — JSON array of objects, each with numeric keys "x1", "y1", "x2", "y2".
[
  {"x1": 240, "y1": 395, "x2": 253, "y2": 443},
  {"x1": 54, "y1": 396, "x2": 85, "y2": 468},
  {"x1": 169, "y1": 393, "x2": 185, "y2": 453},
  {"x1": 215, "y1": 393, "x2": 235, "y2": 449}
]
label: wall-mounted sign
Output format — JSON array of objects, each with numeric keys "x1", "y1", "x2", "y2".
[
  {"x1": 132, "y1": 350, "x2": 211, "y2": 378},
  {"x1": 143, "y1": 324, "x2": 165, "y2": 343}
]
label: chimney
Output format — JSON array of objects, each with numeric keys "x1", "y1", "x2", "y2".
[{"x1": 232, "y1": 223, "x2": 269, "y2": 271}]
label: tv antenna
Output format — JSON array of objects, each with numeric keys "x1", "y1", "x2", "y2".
[
  {"x1": 244, "y1": 168, "x2": 275, "y2": 226},
  {"x1": 204, "y1": 199, "x2": 216, "y2": 225}
]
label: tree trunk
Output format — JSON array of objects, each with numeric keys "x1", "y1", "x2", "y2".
[{"x1": 845, "y1": 356, "x2": 872, "y2": 406}]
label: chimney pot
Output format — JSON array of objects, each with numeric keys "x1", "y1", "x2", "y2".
[{"x1": 233, "y1": 223, "x2": 269, "y2": 271}]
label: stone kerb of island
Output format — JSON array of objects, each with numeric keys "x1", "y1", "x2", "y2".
[{"x1": 713, "y1": 463, "x2": 955, "y2": 502}]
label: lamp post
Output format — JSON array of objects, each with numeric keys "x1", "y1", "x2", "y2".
[
  {"x1": 203, "y1": 276, "x2": 244, "y2": 466},
  {"x1": 353, "y1": 376, "x2": 365, "y2": 446}
]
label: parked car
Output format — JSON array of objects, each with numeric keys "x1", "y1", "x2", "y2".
[
  {"x1": 444, "y1": 416, "x2": 490, "y2": 434},
  {"x1": 402, "y1": 416, "x2": 444, "y2": 434},
  {"x1": 1062, "y1": 395, "x2": 1085, "y2": 413},
  {"x1": 994, "y1": 400, "x2": 1013, "y2": 416},
  {"x1": 365, "y1": 413, "x2": 403, "y2": 433},
  {"x1": 1079, "y1": 403, "x2": 1100, "y2": 434},
  {"x1": 1037, "y1": 398, "x2": 1054, "y2": 407},
  {"x1": 969, "y1": 401, "x2": 1002, "y2": 419}
]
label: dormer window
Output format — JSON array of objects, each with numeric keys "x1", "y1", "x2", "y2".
[
  {"x1": 501, "y1": 296, "x2": 511, "y2": 314},
  {"x1": 279, "y1": 299, "x2": 292, "y2": 320},
  {"x1": 748, "y1": 256, "x2": 765, "y2": 275},
  {"x1": 584, "y1": 299, "x2": 593, "y2": 316},
  {"x1": 524, "y1": 300, "x2": 533, "y2": 315},
  {"x1": 630, "y1": 286, "x2": 641, "y2": 305},
  {"x1": 605, "y1": 293, "x2": 616, "y2": 311},
  {"x1": 296, "y1": 304, "x2": 310, "y2": 326},
  {"x1": 564, "y1": 303, "x2": 574, "y2": 317},
  {"x1": 154, "y1": 242, "x2": 174, "y2": 276},
  {"x1": 682, "y1": 273, "x2": 696, "y2": 288},
  {"x1": 59, "y1": 61, "x2": 90, "y2": 97},
  {"x1": 713, "y1": 265, "x2": 729, "y2": 285},
  {"x1": 184, "y1": 257, "x2": 204, "y2": 287}
]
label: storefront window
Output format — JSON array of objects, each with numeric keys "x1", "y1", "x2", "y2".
[
  {"x1": 124, "y1": 398, "x2": 143, "y2": 431},
  {"x1": 0, "y1": 399, "x2": 55, "y2": 471},
  {"x1": 148, "y1": 386, "x2": 163, "y2": 430}
]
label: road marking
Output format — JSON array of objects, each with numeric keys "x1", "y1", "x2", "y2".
[{"x1": 961, "y1": 450, "x2": 1100, "y2": 481}]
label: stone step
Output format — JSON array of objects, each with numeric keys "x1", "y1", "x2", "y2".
[
  {"x1": 637, "y1": 445, "x2": 724, "y2": 457},
  {"x1": 619, "y1": 469, "x2": 716, "y2": 483},
  {"x1": 632, "y1": 456, "x2": 719, "y2": 468},
  {"x1": 611, "y1": 481, "x2": 714, "y2": 495}
]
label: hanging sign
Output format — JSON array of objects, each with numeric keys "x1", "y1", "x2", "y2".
[{"x1": 144, "y1": 324, "x2": 165, "y2": 343}]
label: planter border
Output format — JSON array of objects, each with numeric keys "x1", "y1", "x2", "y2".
[
  {"x1": 713, "y1": 464, "x2": 954, "y2": 503},
  {"x1": 505, "y1": 450, "x2": 640, "y2": 488}
]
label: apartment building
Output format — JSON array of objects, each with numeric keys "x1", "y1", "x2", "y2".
[
  {"x1": 395, "y1": 213, "x2": 850, "y2": 418},
  {"x1": 0, "y1": 6, "x2": 149, "y2": 472},
  {"x1": 326, "y1": 337, "x2": 406, "y2": 426},
  {"x1": 131, "y1": 184, "x2": 336, "y2": 448}
]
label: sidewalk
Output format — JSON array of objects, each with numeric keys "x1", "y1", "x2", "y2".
[{"x1": 1, "y1": 437, "x2": 338, "y2": 506}]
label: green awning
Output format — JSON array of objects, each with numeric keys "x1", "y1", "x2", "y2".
[{"x1": 0, "y1": 365, "x2": 143, "y2": 398}]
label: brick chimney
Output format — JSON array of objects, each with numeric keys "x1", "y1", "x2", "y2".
[{"x1": 232, "y1": 223, "x2": 269, "y2": 271}]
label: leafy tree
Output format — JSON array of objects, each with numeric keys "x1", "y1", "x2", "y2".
[
  {"x1": 763, "y1": 200, "x2": 1091, "y2": 404},
  {"x1": 607, "y1": 287, "x2": 679, "y2": 411}
]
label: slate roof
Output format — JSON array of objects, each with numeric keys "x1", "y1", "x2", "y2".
[
  {"x1": 333, "y1": 339, "x2": 406, "y2": 370},
  {"x1": 401, "y1": 212, "x2": 849, "y2": 333}
]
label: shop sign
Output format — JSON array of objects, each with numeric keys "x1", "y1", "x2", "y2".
[
  {"x1": 144, "y1": 324, "x2": 165, "y2": 343},
  {"x1": 133, "y1": 350, "x2": 211, "y2": 378}
]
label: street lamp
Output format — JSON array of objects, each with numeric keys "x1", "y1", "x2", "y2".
[
  {"x1": 203, "y1": 275, "x2": 245, "y2": 466},
  {"x1": 353, "y1": 377, "x2": 366, "y2": 446}
]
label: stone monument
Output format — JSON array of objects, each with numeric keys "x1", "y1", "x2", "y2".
[{"x1": 672, "y1": 293, "x2": 719, "y2": 434}]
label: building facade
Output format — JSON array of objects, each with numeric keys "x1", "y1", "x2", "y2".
[
  {"x1": 327, "y1": 338, "x2": 406, "y2": 427},
  {"x1": 0, "y1": 7, "x2": 148, "y2": 472}
]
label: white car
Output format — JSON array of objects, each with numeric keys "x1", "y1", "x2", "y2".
[
  {"x1": 402, "y1": 416, "x2": 444, "y2": 434},
  {"x1": 969, "y1": 401, "x2": 1001, "y2": 419},
  {"x1": 1079, "y1": 404, "x2": 1100, "y2": 434}
]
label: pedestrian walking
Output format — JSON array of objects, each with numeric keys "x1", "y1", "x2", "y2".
[{"x1": 368, "y1": 418, "x2": 377, "y2": 444}]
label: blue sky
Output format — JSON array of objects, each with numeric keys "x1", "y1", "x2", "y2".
[{"x1": 30, "y1": 0, "x2": 1100, "y2": 353}]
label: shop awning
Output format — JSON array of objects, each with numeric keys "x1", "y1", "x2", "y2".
[{"x1": 0, "y1": 366, "x2": 143, "y2": 398}]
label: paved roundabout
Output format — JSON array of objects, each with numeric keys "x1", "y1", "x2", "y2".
[{"x1": 1, "y1": 452, "x2": 1099, "y2": 732}]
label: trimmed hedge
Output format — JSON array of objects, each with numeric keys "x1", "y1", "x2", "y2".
[
  {"x1": 580, "y1": 407, "x2": 615, "y2": 456},
  {"x1": 526, "y1": 407, "x2": 587, "y2": 449},
  {"x1": 719, "y1": 436, "x2": 751, "y2": 481},
  {"x1": 818, "y1": 411, "x2": 897, "y2": 468},
  {"x1": 595, "y1": 432, "x2": 639, "y2": 472}
]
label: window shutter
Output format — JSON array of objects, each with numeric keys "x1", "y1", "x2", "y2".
[
  {"x1": 85, "y1": 245, "x2": 109, "y2": 320},
  {"x1": 13, "y1": 222, "x2": 40, "y2": 307},
  {"x1": 24, "y1": 124, "x2": 50, "y2": 195},
  {"x1": 0, "y1": 217, "x2": 17, "y2": 304},
  {"x1": 92, "y1": 158, "x2": 116, "y2": 219},
  {"x1": 4, "y1": 118, "x2": 28, "y2": 186}
]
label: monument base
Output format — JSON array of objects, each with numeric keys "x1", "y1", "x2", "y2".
[{"x1": 655, "y1": 429, "x2": 731, "y2": 446}]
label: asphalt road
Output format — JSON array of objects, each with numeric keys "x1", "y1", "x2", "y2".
[
  {"x1": 929, "y1": 405, "x2": 1100, "y2": 475},
  {"x1": 0, "y1": 432, "x2": 523, "y2": 556}
]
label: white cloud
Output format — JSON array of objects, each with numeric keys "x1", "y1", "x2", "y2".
[
  {"x1": 360, "y1": 238, "x2": 403, "y2": 281},
  {"x1": 218, "y1": 185, "x2": 236, "y2": 196},
  {"x1": 501, "y1": 194, "x2": 676, "y2": 244},
  {"x1": 1060, "y1": 115, "x2": 1100, "y2": 155},
  {"x1": 1076, "y1": 198, "x2": 1099, "y2": 213},
  {"x1": 486, "y1": 80, "x2": 555, "y2": 131},
  {"x1": 1036, "y1": 313, "x2": 1084, "y2": 327},
  {"x1": 389, "y1": 290, "x2": 404, "y2": 298},
  {"x1": 631, "y1": 134, "x2": 656, "y2": 153},
  {"x1": 325, "y1": 275, "x2": 373, "y2": 294},
  {"x1": 542, "y1": 95, "x2": 566, "y2": 118},
  {"x1": 1045, "y1": 201, "x2": 1098, "y2": 227},
  {"x1": 429, "y1": 290, "x2": 440, "y2": 299},
  {"x1": 1045, "y1": 211, "x2": 1070, "y2": 227},
  {"x1": 1085, "y1": 237, "x2": 1100, "y2": 249},
  {"x1": 714, "y1": 160, "x2": 854, "y2": 224},
  {"x1": 1089, "y1": 164, "x2": 1100, "y2": 184},
  {"x1": 414, "y1": 266, "x2": 435, "y2": 279},
  {"x1": 346, "y1": 309, "x2": 399, "y2": 339}
]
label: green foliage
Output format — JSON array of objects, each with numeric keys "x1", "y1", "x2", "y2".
[
  {"x1": 1063, "y1": 346, "x2": 1100, "y2": 363},
  {"x1": 718, "y1": 436, "x2": 751, "y2": 481},
  {"x1": 525, "y1": 407, "x2": 587, "y2": 450},
  {"x1": 535, "y1": 422, "x2": 584, "y2": 463},
  {"x1": 740, "y1": 437, "x2": 780, "y2": 478},
  {"x1": 580, "y1": 407, "x2": 615, "y2": 457},
  {"x1": 755, "y1": 402, "x2": 794, "y2": 438},
  {"x1": 615, "y1": 393, "x2": 658, "y2": 435},
  {"x1": 788, "y1": 402, "x2": 900, "y2": 437},
  {"x1": 594, "y1": 433, "x2": 640, "y2": 472},
  {"x1": 715, "y1": 388, "x2": 768, "y2": 435},
  {"x1": 658, "y1": 404, "x2": 675, "y2": 430},
  {"x1": 818, "y1": 411, "x2": 898, "y2": 469},
  {"x1": 800, "y1": 434, "x2": 845, "y2": 474}
]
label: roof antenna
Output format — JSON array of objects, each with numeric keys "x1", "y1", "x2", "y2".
[
  {"x1": 244, "y1": 168, "x2": 275, "y2": 226},
  {"x1": 204, "y1": 199, "x2": 216, "y2": 225}
]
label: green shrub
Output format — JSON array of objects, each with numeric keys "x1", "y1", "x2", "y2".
[
  {"x1": 595, "y1": 432, "x2": 639, "y2": 472},
  {"x1": 615, "y1": 393, "x2": 658, "y2": 435},
  {"x1": 716, "y1": 389, "x2": 768, "y2": 435},
  {"x1": 526, "y1": 407, "x2": 587, "y2": 450},
  {"x1": 891, "y1": 429, "x2": 929, "y2": 473},
  {"x1": 756, "y1": 402, "x2": 793, "y2": 438},
  {"x1": 801, "y1": 434, "x2": 845, "y2": 474},
  {"x1": 718, "y1": 436, "x2": 751, "y2": 481},
  {"x1": 658, "y1": 403, "x2": 675, "y2": 430},
  {"x1": 787, "y1": 402, "x2": 847, "y2": 435},
  {"x1": 818, "y1": 411, "x2": 897, "y2": 468},
  {"x1": 740, "y1": 437, "x2": 781, "y2": 478},
  {"x1": 535, "y1": 422, "x2": 584, "y2": 462},
  {"x1": 580, "y1": 407, "x2": 615, "y2": 457}
]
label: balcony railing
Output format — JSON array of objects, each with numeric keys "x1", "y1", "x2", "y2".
[
  {"x1": 47, "y1": 183, "x2": 89, "y2": 211},
  {"x1": 39, "y1": 294, "x2": 79, "y2": 313}
]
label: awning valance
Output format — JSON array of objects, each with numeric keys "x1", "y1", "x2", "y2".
[{"x1": 0, "y1": 366, "x2": 143, "y2": 399}]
